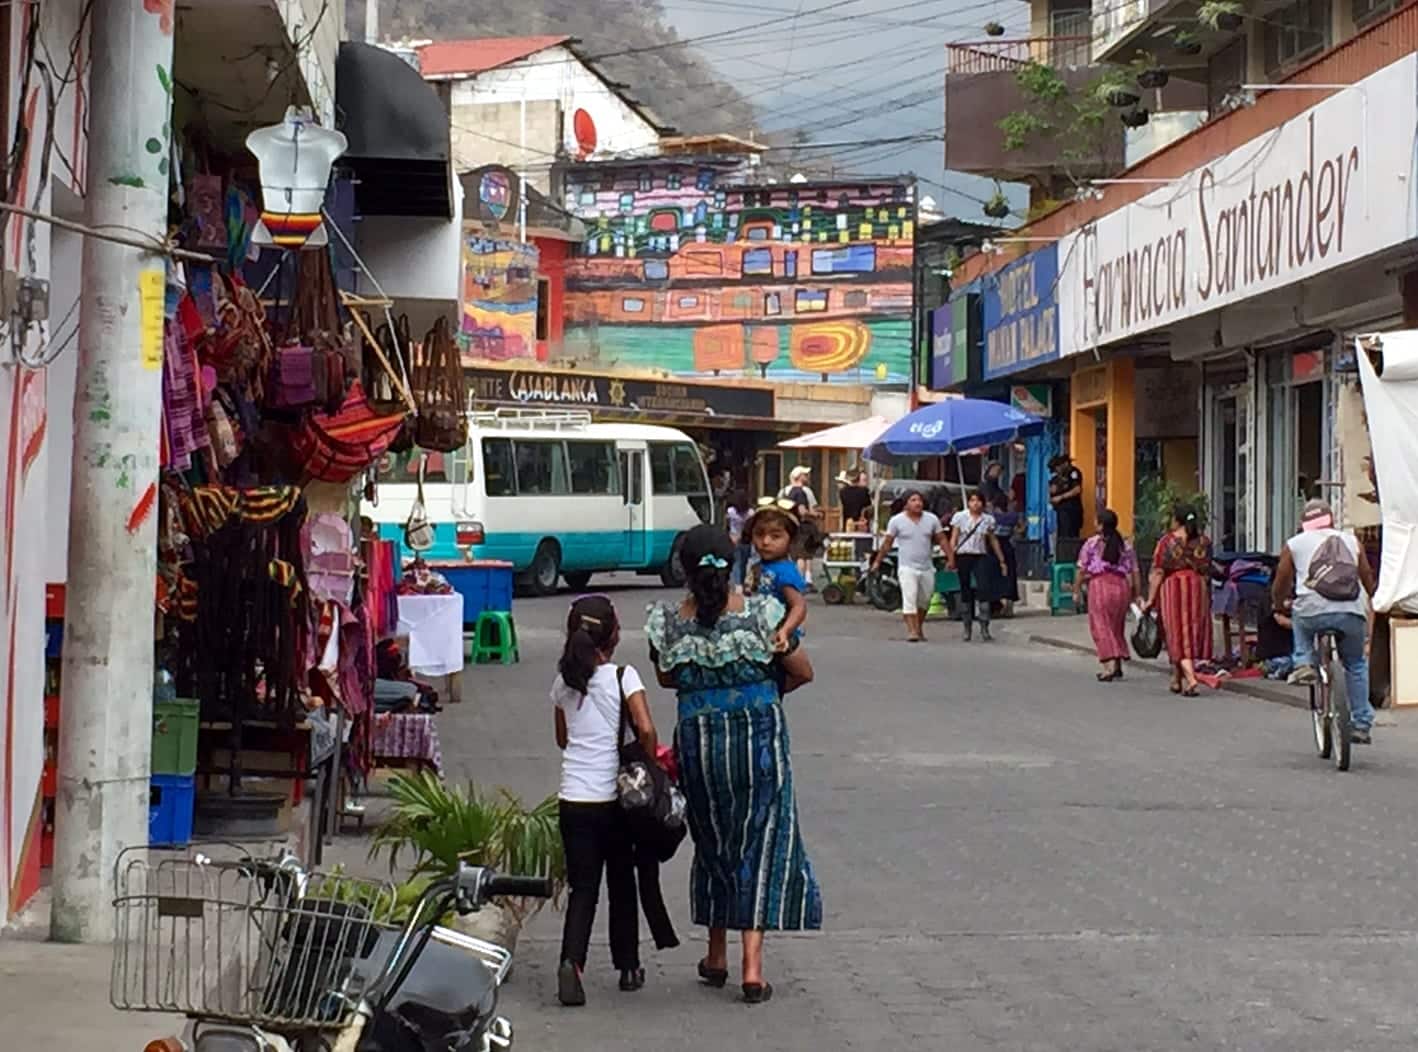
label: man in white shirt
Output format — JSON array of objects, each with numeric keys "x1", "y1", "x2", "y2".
[
  {"x1": 1272, "y1": 499, "x2": 1378, "y2": 743},
  {"x1": 871, "y1": 490, "x2": 947, "y2": 643}
]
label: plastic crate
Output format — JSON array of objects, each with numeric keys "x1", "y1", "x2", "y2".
[
  {"x1": 149, "y1": 774, "x2": 195, "y2": 847},
  {"x1": 151, "y1": 699, "x2": 199, "y2": 776}
]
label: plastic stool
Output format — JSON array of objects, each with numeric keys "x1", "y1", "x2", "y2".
[
  {"x1": 472, "y1": 611, "x2": 519, "y2": 664},
  {"x1": 1049, "y1": 562, "x2": 1078, "y2": 615}
]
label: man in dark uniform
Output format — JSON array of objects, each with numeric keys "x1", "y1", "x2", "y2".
[{"x1": 1049, "y1": 453, "x2": 1085, "y2": 540}]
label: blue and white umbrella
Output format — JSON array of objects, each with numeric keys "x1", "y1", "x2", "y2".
[{"x1": 863, "y1": 398, "x2": 1045, "y2": 464}]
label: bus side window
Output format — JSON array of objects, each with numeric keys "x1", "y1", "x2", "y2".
[
  {"x1": 649, "y1": 443, "x2": 676, "y2": 494},
  {"x1": 568, "y1": 441, "x2": 619, "y2": 495},
  {"x1": 672, "y1": 443, "x2": 707, "y2": 494},
  {"x1": 484, "y1": 438, "x2": 516, "y2": 496},
  {"x1": 514, "y1": 440, "x2": 570, "y2": 495}
]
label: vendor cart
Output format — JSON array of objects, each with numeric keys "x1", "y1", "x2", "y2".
[{"x1": 820, "y1": 532, "x2": 875, "y2": 605}]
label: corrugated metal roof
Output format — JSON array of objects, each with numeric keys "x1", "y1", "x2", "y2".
[{"x1": 417, "y1": 36, "x2": 570, "y2": 78}]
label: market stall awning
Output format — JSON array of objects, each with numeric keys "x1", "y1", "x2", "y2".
[
  {"x1": 336, "y1": 42, "x2": 452, "y2": 218},
  {"x1": 779, "y1": 416, "x2": 894, "y2": 450}
]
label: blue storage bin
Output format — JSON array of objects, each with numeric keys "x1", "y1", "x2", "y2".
[
  {"x1": 149, "y1": 774, "x2": 195, "y2": 847},
  {"x1": 44, "y1": 621, "x2": 63, "y2": 659},
  {"x1": 434, "y1": 563, "x2": 514, "y2": 626}
]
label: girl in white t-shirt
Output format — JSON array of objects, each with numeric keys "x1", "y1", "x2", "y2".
[{"x1": 551, "y1": 595, "x2": 657, "y2": 1007}]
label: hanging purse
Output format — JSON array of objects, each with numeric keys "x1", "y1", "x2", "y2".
[
  {"x1": 403, "y1": 454, "x2": 435, "y2": 552},
  {"x1": 271, "y1": 343, "x2": 317, "y2": 408},
  {"x1": 411, "y1": 316, "x2": 467, "y2": 454}
]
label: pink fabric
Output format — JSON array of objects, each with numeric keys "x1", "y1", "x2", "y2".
[
  {"x1": 162, "y1": 326, "x2": 208, "y2": 470},
  {"x1": 372, "y1": 712, "x2": 443, "y2": 773},
  {"x1": 1078, "y1": 534, "x2": 1136, "y2": 578},
  {"x1": 1086, "y1": 572, "x2": 1132, "y2": 661}
]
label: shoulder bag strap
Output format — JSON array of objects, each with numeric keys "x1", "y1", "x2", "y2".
[
  {"x1": 616, "y1": 666, "x2": 632, "y2": 750},
  {"x1": 956, "y1": 517, "x2": 984, "y2": 550}
]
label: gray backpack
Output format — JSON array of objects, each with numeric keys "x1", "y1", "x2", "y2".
[{"x1": 1305, "y1": 534, "x2": 1361, "y2": 601}]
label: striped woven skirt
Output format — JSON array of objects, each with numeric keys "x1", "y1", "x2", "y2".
[
  {"x1": 675, "y1": 701, "x2": 822, "y2": 932},
  {"x1": 1160, "y1": 568, "x2": 1214, "y2": 663}
]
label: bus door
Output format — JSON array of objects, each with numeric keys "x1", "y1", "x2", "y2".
[{"x1": 617, "y1": 440, "x2": 648, "y2": 565}]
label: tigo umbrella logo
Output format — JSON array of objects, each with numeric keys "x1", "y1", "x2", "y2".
[{"x1": 909, "y1": 420, "x2": 944, "y2": 439}]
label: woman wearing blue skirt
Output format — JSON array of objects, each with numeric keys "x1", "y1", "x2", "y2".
[{"x1": 647, "y1": 525, "x2": 821, "y2": 1005}]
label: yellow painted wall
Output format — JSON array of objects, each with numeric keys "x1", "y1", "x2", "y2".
[{"x1": 1071, "y1": 358, "x2": 1137, "y2": 536}]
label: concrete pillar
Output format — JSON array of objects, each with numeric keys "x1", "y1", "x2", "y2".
[
  {"x1": 52, "y1": 0, "x2": 174, "y2": 943},
  {"x1": 1108, "y1": 358, "x2": 1137, "y2": 537}
]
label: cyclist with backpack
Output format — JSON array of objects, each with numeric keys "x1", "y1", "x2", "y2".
[{"x1": 1272, "y1": 499, "x2": 1378, "y2": 743}]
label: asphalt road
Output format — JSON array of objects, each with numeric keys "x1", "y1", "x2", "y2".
[{"x1": 437, "y1": 577, "x2": 1418, "y2": 1051}]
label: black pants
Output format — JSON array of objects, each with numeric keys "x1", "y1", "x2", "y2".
[
  {"x1": 956, "y1": 554, "x2": 996, "y2": 625},
  {"x1": 558, "y1": 800, "x2": 639, "y2": 971}
]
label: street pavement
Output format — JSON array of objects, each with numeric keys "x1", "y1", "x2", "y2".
[
  {"x1": 465, "y1": 579, "x2": 1418, "y2": 1051},
  {"x1": 9, "y1": 576, "x2": 1418, "y2": 1049}
]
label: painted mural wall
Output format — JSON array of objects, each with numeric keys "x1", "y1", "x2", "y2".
[
  {"x1": 560, "y1": 164, "x2": 916, "y2": 385},
  {"x1": 460, "y1": 232, "x2": 540, "y2": 363}
]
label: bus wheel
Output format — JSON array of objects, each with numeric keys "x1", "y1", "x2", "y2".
[
  {"x1": 528, "y1": 541, "x2": 561, "y2": 596},
  {"x1": 563, "y1": 571, "x2": 593, "y2": 591},
  {"x1": 660, "y1": 535, "x2": 687, "y2": 587}
]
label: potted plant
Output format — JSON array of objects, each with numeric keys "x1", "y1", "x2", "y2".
[
  {"x1": 984, "y1": 20, "x2": 1006, "y2": 36},
  {"x1": 1136, "y1": 65, "x2": 1170, "y2": 90},
  {"x1": 983, "y1": 188, "x2": 1011, "y2": 219},
  {"x1": 1103, "y1": 86, "x2": 1141, "y2": 107},
  {"x1": 1135, "y1": 478, "x2": 1212, "y2": 558},
  {"x1": 1121, "y1": 107, "x2": 1151, "y2": 129},
  {"x1": 1198, "y1": 0, "x2": 1244, "y2": 32},
  {"x1": 1172, "y1": 30, "x2": 1202, "y2": 56},
  {"x1": 370, "y1": 772, "x2": 566, "y2": 954}
]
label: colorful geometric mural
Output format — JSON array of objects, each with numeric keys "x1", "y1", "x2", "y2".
[
  {"x1": 461, "y1": 233, "x2": 539, "y2": 363},
  {"x1": 561, "y1": 163, "x2": 915, "y2": 384}
]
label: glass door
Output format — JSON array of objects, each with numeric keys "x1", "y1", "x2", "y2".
[
  {"x1": 1214, "y1": 394, "x2": 1241, "y2": 553},
  {"x1": 618, "y1": 444, "x2": 647, "y2": 566}
]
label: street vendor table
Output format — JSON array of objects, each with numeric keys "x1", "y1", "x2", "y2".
[
  {"x1": 371, "y1": 712, "x2": 443, "y2": 774},
  {"x1": 396, "y1": 593, "x2": 465, "y2": 676}
]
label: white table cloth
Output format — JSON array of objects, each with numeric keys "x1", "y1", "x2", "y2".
[{"x1": 396, "y1": 593, "x2": 465, "y2": 676}]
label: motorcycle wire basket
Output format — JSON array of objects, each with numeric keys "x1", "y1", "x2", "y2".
[{"x1": 111, "y1": 849, "x2": 400, "y2": 1030}]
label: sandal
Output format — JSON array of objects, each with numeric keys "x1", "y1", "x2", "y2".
[
  {"x1": 1096, "y1": 671, "x2": 1118, "y2": 682},
  {"x1": 698, "y1": 959, "x2": 729, "y2": 988},
  {"x1": 1181, "y1": 684, "x2": 1200, "y2": 697},
  {"x1": 742, "y1": 981, "x2": 774, "y2": 1004}
]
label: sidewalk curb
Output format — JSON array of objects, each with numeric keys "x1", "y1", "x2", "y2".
[{"x1": 1025, "y1": 634, "x2": 1310, "y2": 710}]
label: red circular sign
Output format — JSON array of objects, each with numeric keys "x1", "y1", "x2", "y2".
[{"x1": 573, "y1": 109, "x2": 597, "y2": 159}]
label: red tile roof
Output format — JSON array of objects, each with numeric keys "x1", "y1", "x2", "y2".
[{"x1": 417, "y1": 36, "x2": 571, "y2": 78}]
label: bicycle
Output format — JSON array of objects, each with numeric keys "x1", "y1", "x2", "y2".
[{"x1": 1309, "y1": 629, "x2": 1354, "y2": 771}]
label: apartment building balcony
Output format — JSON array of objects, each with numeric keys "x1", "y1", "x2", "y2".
[
  {"x1": 944, "y1": 35, "x2": 1125, "y2": 186},
  {"x1": 946, "y1": 34, "x2": 1093, "y2": 73}
]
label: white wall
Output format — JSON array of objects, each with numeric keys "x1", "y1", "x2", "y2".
[
  {"x1": 354, "y1": 180, "x2": 464, "y2": 310},
  {"x1": 446, "y1": 45, "x2": 661, "y2": 163},
  {"x1": 277, "y1": 0, "x2": 342, "y2": 126}
]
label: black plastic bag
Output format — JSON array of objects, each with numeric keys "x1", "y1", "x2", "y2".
[{"x1": 1131, "y1": 607, "x2": 1165, "y2": 659}]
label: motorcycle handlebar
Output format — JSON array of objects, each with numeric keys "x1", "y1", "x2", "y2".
[{"x1": 483, "y1": 873, "x2": 555, "y2": 900}]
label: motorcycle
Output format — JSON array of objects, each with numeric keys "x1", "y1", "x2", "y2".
[{"x1": 113, "y1": 848, "x2": 551, "y2": 1052}]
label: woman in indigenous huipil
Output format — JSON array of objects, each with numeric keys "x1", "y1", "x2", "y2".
[
  {"x1": 1145, "y1": 504, "x2": 1214, "y2": 696},
  {"x1": 646, "y1": 525, "x2": 820, "y2": 1005},
  {"x1": 1075, "y1": 508, "x2": 1139, "y2": 682}
]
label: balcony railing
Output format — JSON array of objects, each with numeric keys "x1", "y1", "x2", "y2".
[{"x1": 946, "y1": 35, "x2": 1093, "y2": 74}]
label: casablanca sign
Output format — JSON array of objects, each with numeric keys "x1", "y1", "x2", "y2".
[{"x1": 1057, "y1": 52, "x2": 1418, "y2": 353}]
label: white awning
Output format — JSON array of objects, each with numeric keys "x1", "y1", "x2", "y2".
[{"x1": 779, "y1": 415, "x2": 894, "y2": 450}]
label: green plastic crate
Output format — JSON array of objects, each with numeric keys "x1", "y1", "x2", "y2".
[{"x1": 152, "y1": 699, "x2": 199, "y2": 776}]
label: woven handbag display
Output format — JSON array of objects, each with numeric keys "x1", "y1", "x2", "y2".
[{"x1": 410, "y1": 316, "x2": 467, "y2": 454}]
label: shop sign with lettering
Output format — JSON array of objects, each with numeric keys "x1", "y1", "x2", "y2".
[
  {"x1": 982, "y1": 245, "x2": 1061, "y2": 380},
  {"x1": 465, "y1": 367, "x2": 775, "y2": 420},
  {"x1": 1058, "y1": 53, "x2": 1418, "y2": 352},
  {"x1": 930, "y1": 293, "x2": 978, "y2": 388}
]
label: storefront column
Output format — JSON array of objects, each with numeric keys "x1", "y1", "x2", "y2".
[
  {"x1": 1070, "y1": 359, "x2": 1136, "y2": 537},
  {"x1": 1108, "y1": 359, "x2": 1137, "y2": 537}
]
